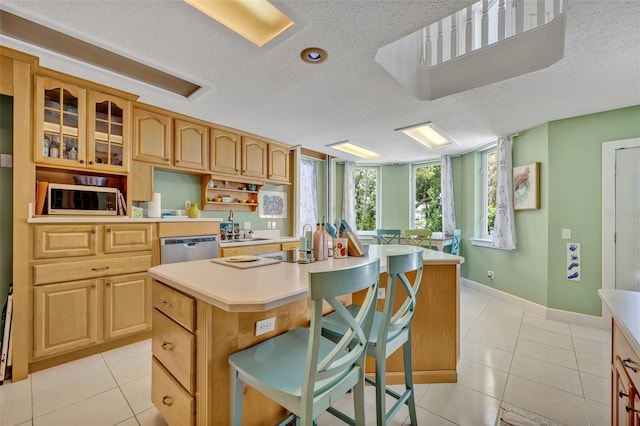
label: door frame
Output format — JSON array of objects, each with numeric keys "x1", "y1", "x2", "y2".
[{"x1": 602, "y1": 138, "x2": 640, "y2": 302}]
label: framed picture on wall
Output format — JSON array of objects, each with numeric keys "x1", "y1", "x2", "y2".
[
  {"x1": 513, "y1": 162, "x2": 540, "y2": 210},
  {"x1": 258, "y1": 190, "x2": 288, "y2": 218}
]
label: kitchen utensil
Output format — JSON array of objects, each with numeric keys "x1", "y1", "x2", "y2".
[{"x1": 72, "y1": 175, "x2": 109, "y2": 186}]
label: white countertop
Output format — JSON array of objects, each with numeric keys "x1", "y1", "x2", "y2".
[
  {"x1": 598, "y1": 289, "x2": 640, "y2": 356},
  {"x1": 148, "y1": 244, "x2": 463, "y2": 313},
  {"x1": 28, "y1": 216, "x2": 223, "y2": 223},
  {"x1": 219, "y1": 236, "x2": 299, "y2": 247}
]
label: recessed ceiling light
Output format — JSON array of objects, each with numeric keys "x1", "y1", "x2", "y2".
[
  {"x1": 184, "y1": 0, "x2": 294, "y2": 47},
  {"x1": 395, "y1": 121, "x2": 457, "y2": 149},
  {"x1": 326, "y1": 141, "x2": 381, "y2": 159},
  {"x1": 301, "y1": 47, "x2": 328, "y2": 64}
]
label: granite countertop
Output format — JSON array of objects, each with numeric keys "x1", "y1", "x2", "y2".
[
  {"x1": 598, "y1": 289, "x2": 640, "y2": 356},
  {"x1": 148, "y1": 244, "x2": 463, "y2": 313}
]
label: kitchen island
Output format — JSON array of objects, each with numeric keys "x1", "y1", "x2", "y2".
[{"x1": 148, "y1": 245, "x2": 463, "y2": 426}]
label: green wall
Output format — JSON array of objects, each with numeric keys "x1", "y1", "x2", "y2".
[
  {"x1": 0, "y1": 95, "x2": 12, "y2": 329},
  {"x1": 151, "y1": 170, "x2": 291, "y2": 233},
  {"x1": 456, "y1": 105, "x2": 640, "y2": 315},
  {"x1": 380, "y1": 165, "x2": 411, "y2": 229},
  {"x1": 546, "y1": 106, "x2": 640, "y2": 315}
]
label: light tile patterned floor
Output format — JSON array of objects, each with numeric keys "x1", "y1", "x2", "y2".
[{"x1": 0, "y1": 286, "x2": 612, "y2": 426}]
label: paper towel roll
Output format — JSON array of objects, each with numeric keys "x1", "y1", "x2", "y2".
[{"x1": 148, "y1": 192, "x2": 161, "y2": 218}]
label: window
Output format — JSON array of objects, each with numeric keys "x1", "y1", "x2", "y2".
[
  {"x1": 354, "y1": 166, "x2": 379, "y2": 232},
  {"x1": 412, "y1": 163, "x2": 442, "y2": 230},
  {"x1": 482, "y1": 147, "x2": 498, "y2": 239}
]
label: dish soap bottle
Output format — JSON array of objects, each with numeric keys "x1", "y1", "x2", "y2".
[{"x1": 188, "y1": 202, "x2": 200, "y2": 218}]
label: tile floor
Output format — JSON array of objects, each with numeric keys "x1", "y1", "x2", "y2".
[{"x1": 0, "y1": 286, "x2": 612, "y2": 426}]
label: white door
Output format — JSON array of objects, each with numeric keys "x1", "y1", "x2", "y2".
[{"x1": 616, "y1": 146, "x2": 640, "y2": 291}]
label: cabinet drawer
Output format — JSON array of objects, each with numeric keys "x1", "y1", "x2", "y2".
[
  {"x1": 281, "y1": 241, "x2": 300, "y2": 251},
  {"x1": 153, "y1": 281, "x2": 195, "y2": 332},
  {"x1": 152, "y1": 309, "x2": 195, "y2": 394},
  {"x1": 34, "y1": 254, "x2": 152, "y2": 285},
  {"x1": 613, "y1": 322, "x2": 640, "y2": 388},
  {"x1": 152, "y1": 357, "x2": 194, "y2": 426},
  {"x1": 34, "y1": 225, "x2": 98, "y2": 259},
  {"x1": 104, "y1": 224, "x2": 154, "y2": 253},
  {"x1": 220, "y1": 243, "x2": 281, "y2": 257}
]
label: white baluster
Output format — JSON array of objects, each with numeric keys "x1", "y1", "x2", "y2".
[
  {"x1": 498, "y1": 0, "x2": 506, "y2": 41},
  {"x1": 515, "y1": 0, "x2": 525, "y2": 34},
  {"x1": 537, "y1": 0, "x2": 546, "y2": 26},
  {"x1": 437, "y1": 20, "x2": 443, "y2": 65},
  {"x1": 465, "y1": 5, "x2": 473, "y2": 53},
  {"x1": 450, "y1": 14, "x2": 458, "y2": 59},
  {"x1": 424, "y1": 27, "x2": 432, "y2": 67},
  {"x1": 481, "y1": 0, "x2": 489, "y2": 47}
]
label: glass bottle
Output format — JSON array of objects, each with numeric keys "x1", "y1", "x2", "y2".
[{"x1": 313, "y1": 222, "x2": 324, "y2": 261}]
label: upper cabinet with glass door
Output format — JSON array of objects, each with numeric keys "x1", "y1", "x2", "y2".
[
  {"x1": 87, "y1": 91, "x2": 130, "y2": 172},
  {"x1": 34, "y1": 76, "x2": 131, "y2": 173},
  {"x1": 35, "y1": 76, "x2": 86, "y2": 167}
]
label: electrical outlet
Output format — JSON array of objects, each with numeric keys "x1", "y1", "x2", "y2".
[
  {"x1": 271, "y1": 221, "x2": 277, "y2": 229},
  {"x1": 377, "y1": 288, "x2": 386, "y2": 299},
  {"x1": 562, "y1": 229, "x2": 571, "y2": 239},
  {"x1": 0, "y1": 154, "x2": 12, "y2": 168},
  {"x1": 267, "y1": 222, "x2": 272, "y2": 229},
  {"x1": 256, "y1": 317, "x2": 276, "y2": 336},
  {"x1": 243, "y1": 221, "x2": 251, "y2": 230},
  {"x1": 487, "y1": 271, "x2": 494, "y2": 279},
  {"x1": 184, "y1": 200, "x2": 191, "y2": 209}
]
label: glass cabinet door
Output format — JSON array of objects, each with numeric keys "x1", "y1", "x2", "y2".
[
  {"x1": 87, "y1": 92, "x2": 129, "y2": 172},
  {"x1": 36, "y1": 77, "x2": 86, "y2": 166}
]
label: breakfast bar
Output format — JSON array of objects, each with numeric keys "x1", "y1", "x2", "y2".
[{"x1": 147, "y1": 245, "x2": 463, "y2": 425}]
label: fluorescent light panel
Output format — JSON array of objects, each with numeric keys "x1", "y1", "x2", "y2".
[
  {"x1": 327, "y1": 141, "x2": 381, "y2": 159},
  {"x1": 397, "y1": 122, "x2": 455, "y2": 149},
  {"x1": 184, "y1": 0, "x2": 294, "y2": 47}
]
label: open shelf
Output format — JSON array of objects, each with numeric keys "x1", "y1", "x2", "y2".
[{"x1": 201, "y1": 175, "x2": 262, "y2": 211}]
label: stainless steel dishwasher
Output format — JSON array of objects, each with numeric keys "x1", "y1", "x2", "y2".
[{"x1": 160, "y1": 235, "x2": 218, "y2": 264}]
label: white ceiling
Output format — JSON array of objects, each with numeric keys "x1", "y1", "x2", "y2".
[{"x1": 1, "y1": 0, "x2": 639, "y2": 164}]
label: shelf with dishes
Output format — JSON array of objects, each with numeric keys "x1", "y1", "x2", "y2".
[{"x1": 200, "y1": 176, "x2": 262, "y2": 211}]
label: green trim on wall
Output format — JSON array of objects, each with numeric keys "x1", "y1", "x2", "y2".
[{"x1": 380, "y1": 164, "x2": 411, "y2": 229}]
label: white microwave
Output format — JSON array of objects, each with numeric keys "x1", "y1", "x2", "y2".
[{"x1": 47, "y1": 183, "x2": 119, "y2": 215}]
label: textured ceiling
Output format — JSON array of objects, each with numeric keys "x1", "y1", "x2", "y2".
[{"x1": 1, "y1": 0, "x2": 639, "y2": 164}]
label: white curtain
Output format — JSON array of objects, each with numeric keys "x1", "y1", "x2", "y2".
[
  {"x1": 440, "y1": 155, "x2": 456, "y2": 234},
  {"x1": 492, "y1": 136, "x2": 516, "y2": 250},
  {"x1": 342, "y1": 161, "x2": 357, "y2": 231},
  {"x1": 299, "y1": 159, "x2": 319, "y2": 236}
]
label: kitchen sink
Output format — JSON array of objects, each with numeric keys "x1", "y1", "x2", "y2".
[{"x1": 220, "y1": 237, "x2": 270, "y2": 244}]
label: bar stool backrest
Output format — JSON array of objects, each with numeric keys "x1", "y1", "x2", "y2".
[
  {"x1": 450, "y1": 229, "x2": 461, "y2": 255},
  {"x1": 376, "y1": 229, "x2": 401, "y2": 244},
  {"x1": 405, "y1": 229, "x2": 433, "y2": 249}
]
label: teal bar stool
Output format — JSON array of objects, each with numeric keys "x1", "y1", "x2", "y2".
[
  {"x1": 376, "y1": 229, "x2": 401, "y2": 244},
  {"x1": 228, "y1": 259, "x2": 381, "y2": 426},
  {"x1": 405, "y1": 229, "x2": 433, "y2": 249},
  {"x1": 322, "y1": 250, "x2": 424, "y2": 425},
  {"x1": 450, "y1": 229, "x2": 461, "y2": 255}
]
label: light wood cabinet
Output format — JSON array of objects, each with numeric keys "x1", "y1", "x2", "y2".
[
  {"x1": 268, "y1": 143, "x2": 290, "y2": 183},
  {"x1": 34, "y1": 279, "x2": 100, "y2": 358},
  {"x1": 132, "y1": 107, "x2": 172, "y2": 165},
  {"x1": 219, "y1": 241, "x2": 299, "y2": 257},
  {"x1": 612, "y1": 321, "x2": 640, "y2": 425},
  {"x1": 209, "y1": 128, "x2": 241, "y2": 175},
  {"x1": 131, "y1": 161, "x2": 154, "y2": 201},
  {"x1": 104, "y1": 273, "x2": 152, "y2": 339},
  {"x1": 104, "y1": 223, "x2": 153, "y2": 253},
  {"x1": 241, "y1": 136, "x2": 267, "y2": 179},
  {"x1": 30, "y1": 223, "x2": 154, "y2": 362},
  {"x1": 34, "y1": 224, "x2": 98, "y2": 259},
  {"x1": 152, "y1": 282, "x2": 196, "y2": 425},
  {"x1": 174, "y1": 119, "x2": 207, "y2": 171},
  {"x1": 87, "y1": 90, "x2": 130, "y2": 172},
  {"x1": 34, "y1": 76, "x2": 131, "y2": 173}
]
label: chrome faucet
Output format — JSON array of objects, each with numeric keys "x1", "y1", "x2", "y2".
[{"x1": 228, "y1": 209, "x2": 234, "y2": 223}]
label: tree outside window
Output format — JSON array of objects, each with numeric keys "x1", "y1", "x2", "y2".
[
  {"x1": 413, "y1": 164, "x2": 442, "y2": 231},
  {"x1": 484, "y1": 148, "x2": 498, "y2": 237},
  {"x1": 354, "y1": 167, "x2": 378, "y2": 231}
]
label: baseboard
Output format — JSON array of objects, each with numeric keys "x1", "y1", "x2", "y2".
[{"x1": 461, "y1": 278, "x2": 609, "y2": 329}]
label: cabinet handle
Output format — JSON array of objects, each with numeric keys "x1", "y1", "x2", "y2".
[
  {"x1": 106, "y1": 228, "x2": 112, "y2": 233},
  {"x1": 91, "y1": 284, "x2": 96, "y2": 288},
  {"x1": 106, "y1": 282, "x2": 112, "y2": 286},
  {"x1": 89, "y1": 161, "x2": 94, "y2": 165},
  {"x1": 175, "y1": 160, "x2": 179, "y2": 163},
  {"x1": 79, "y1": 160, "x2": 85, "y2": 164},
  {"x1": 161, "y1": 300, "x2": 173, "y2": 307},
  {"x1": 162, "y1": 396, "x2": 174, "y2": 406},
  {"x1": 91, "y1": 229, "x2": 96, "y2": 234},
  {"x1": 623, "y1": 358, "x2": 638, "y2": 373},
  {"x1": 620, "y1": 390, "x2": 629, "y2": 398},
  {"x1": 161, "y1": 342, "x2": 175, "y2": 352},
  {"x1": 91, "y1": 266, "x2": 110, "y2": 272},
  {"x1": 626, "y1": 405, "x2": 640, "y2": 413}
]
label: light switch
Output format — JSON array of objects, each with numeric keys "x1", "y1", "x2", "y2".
[
  {"x1": 243, "y1": 221, "x2": 251, "y2": 230},
  {"x1": 0, "y1": 154, "x2": 12, "y2": 168},
  {"x1": 562, "y1": 229, "x2": 571, "y2": 239}
]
